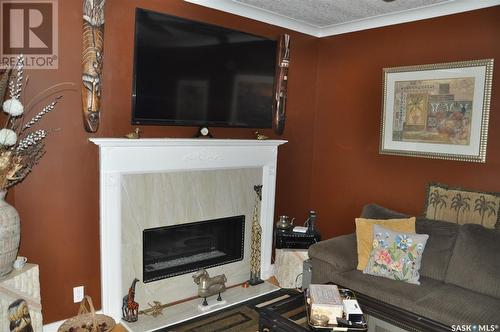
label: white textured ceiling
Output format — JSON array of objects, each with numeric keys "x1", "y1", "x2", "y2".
[
  {"x1": 185, "y1": 0, "x2": 500, "y2": 37},
  {"x1": 233, "y1": 0, "x2": 450, "y2": 28}
]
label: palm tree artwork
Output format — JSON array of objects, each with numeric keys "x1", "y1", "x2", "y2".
[
  {"x1": 474, "y1": 195, "x2": 497, "y2": 226},
  {"x1": 451, "y1": 193, "x2": 471, "y2": 223},
  {"x1": 406, "y1": 95, "x2": 426, "y2": 126},
  {"x1": 428, "y1": 190, "x2": 448, "y2": 219}
]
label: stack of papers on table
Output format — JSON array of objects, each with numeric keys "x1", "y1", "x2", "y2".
[{"x1": 309, "y1": 284, "x2": 343, "y2": 324}]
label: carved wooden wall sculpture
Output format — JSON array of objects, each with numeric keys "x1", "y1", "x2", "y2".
[
  {"x1": 0, "y1": 69, "x2": 11, "y2": 104},
  {"x1": 272, "y1": 34, "x2": 290, "y2": 135},
  {"x1": 82, "y1": 0, "x2": 105, "y2": 133}
]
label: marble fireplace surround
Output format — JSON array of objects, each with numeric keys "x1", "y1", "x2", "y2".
[
  {"x1": 90, "y1": 138, "x2": 286, "y2": 322},
  {"x1": 121, "y1": 168, "x2": 262, "y2": 312}
]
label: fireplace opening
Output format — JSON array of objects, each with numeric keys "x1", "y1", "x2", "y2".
[{"x1": 143, "y1": 215, "x2": 245, "y2": 283}]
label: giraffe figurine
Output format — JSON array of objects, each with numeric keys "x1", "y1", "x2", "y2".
[{"x1": 122, "y1": 278, "x2": 140, "y2": 322}]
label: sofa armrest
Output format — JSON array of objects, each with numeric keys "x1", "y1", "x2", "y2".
[{"x1": 308, "y1": 233, "x2": 357, "y2": 273}]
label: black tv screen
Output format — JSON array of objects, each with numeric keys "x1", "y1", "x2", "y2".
[{"x1": 132, "y1": 8, "x2": 277, "y2": 128}]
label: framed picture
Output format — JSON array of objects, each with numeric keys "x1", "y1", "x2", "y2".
[{"x1": 380, "y1": 59, "x2": 494, "y2": 163}]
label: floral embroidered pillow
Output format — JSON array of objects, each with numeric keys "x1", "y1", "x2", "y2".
[{"x1": 363, "y1": 225, "x2": 429, "y2": 285}]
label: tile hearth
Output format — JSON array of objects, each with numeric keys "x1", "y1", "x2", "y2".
[{"x1": 122, "y1": 282, "x2": 279, "y2": 332}]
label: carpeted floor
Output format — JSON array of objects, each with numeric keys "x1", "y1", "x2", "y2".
[{"x1": 163, "y1": 289, "x2": 306, "y2": 332}]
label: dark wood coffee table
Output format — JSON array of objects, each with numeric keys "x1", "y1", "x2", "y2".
[
  {"x1": 258, "y1": 292, "x2": 310, "y2": 332},
  {"x1": 258, "y1": 290, "x2": 367, "y2": 332}
]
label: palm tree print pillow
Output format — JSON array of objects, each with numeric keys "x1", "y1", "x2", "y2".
[
  {"x1": 363, "y1": 225, "x2": 429, "y2": 284},
  {"x1": 424, "y1": 183, "x2": 500, "y2": 230}
]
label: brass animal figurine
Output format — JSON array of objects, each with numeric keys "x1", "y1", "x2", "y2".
[
  {"x1": 122, "y1": 278, "x2": 139, "y2": 322},
  {"x1": 125, "y1": 128, "x2": 141, "y2": 139},
  {"x1": 255, "y1": 131, "x2": 269, "y2": 140},
  {"x1": 82, "y1": 0, "x2": 106, "y2": 132},
  {"x1": 192, "y1": 268, "x2": 227, "y2": 306}
]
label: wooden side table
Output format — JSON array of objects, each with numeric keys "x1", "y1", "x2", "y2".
[
  {"x1": 0, "y1": 264, "x2": 43, "y2": 331},
  {"x1": 274, "y1": 249, "x2": 309, "y2": 289}
]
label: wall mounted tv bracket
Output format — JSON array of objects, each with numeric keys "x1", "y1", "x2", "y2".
[{"x1": 273, "y1": 34, "x2": 290, "y2": 135}]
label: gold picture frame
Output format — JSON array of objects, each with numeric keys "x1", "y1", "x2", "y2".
[{"x1": 380, "y1": 59, "x2": 494, "y2": 163}]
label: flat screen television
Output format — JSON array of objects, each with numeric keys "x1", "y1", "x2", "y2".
[{"x1": 132, "y1": 8, "x2": 277, "y2": 128}]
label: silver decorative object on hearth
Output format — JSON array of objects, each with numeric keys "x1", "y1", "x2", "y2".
[
  {"x1": 192, "y1": 268, "x2": 227, "y2": 306},
  {"x1": 249, "y1": 185, "x2": 264, "y2": 285}
]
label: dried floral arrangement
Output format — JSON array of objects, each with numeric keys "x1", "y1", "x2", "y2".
[{"x1": 0, "y1": 56, "x2": 64, "y2": 190}]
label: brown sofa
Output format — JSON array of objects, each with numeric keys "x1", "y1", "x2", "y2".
[{"x1": 308, "y1": 204, "x2": 500, "y2": 331}]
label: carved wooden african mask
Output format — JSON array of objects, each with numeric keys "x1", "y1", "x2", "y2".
[
  {"x1": 272, "y1": 34, "x2": 290, "y2": 136},
  {"x1": 82, "y1": 0, "x2": 105, "y2": 133}
]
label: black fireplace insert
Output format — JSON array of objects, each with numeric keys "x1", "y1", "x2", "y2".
[{"x1": 143, "y1": 215, "x2": 245, "y2": 283}]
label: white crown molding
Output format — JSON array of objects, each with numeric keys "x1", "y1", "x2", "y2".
[
  {"x1": 318, "y1": 0, "x2": 500, "y2": 37},
  {"x1": 184, "y1": 0, "x2": 321, "y2": 36},
  {"x1": 184, "y1": 0, "x2": 500, "y2": 37}
]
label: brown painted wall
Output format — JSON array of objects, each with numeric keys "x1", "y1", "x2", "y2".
[
  {"x1": 14, "y1": 0, "x2": 318, "y2": 323},
  {"x1": 310, "y1": 7, "x2": 500, "y2": 239},
  {"x1": 13, "y1": 0, "x2": 500, "y2": 324}
]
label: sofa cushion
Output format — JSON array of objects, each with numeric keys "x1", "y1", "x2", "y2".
[
  {"x1": 308, "y1": 233, "x2": 357, "y2": 273},
  {"x1": 424, "y1": 183, "x2": 500, "y2": 230},
  {"x1": 415, "y1": 284, "x2": 500, "y2": 325},
  {"x1": 333, "y1": 271, "x2": 500, "y2": 326},
  {"x1": 360, "y1": 204, "x2": 410, "y2": 220},
  {"x1": 416, "y1": 217, "x2": 459, "y2": 281},
  {"x1": 445, "y1": 224, "x2": 500, "y2": 299},
  {"x1": 355, "y1": 217, "x2": 415, "y2": 270},
  {"x1": 333, "y1": 270, "x2": 443, "y2": 309},
  {"x1": 363, "y1": 225, "x2": 428, "y2": 284}
]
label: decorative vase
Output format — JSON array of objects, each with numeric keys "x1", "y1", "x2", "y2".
[{"x1": 0, "y1": 190, "x2": 20, "y2": 278}]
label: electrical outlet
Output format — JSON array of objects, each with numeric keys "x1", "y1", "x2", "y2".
[{"x1": 73, "y1": 286, "x2": 84, "y2": 303}]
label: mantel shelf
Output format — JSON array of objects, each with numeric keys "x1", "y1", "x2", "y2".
[{"x1": 89, "y1": 138, "x2": 287, "y2": 148}]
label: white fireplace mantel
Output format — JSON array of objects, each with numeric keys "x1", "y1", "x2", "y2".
[{"x1": 90, "y1": 138, "x2": 286, "y2": 321}]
